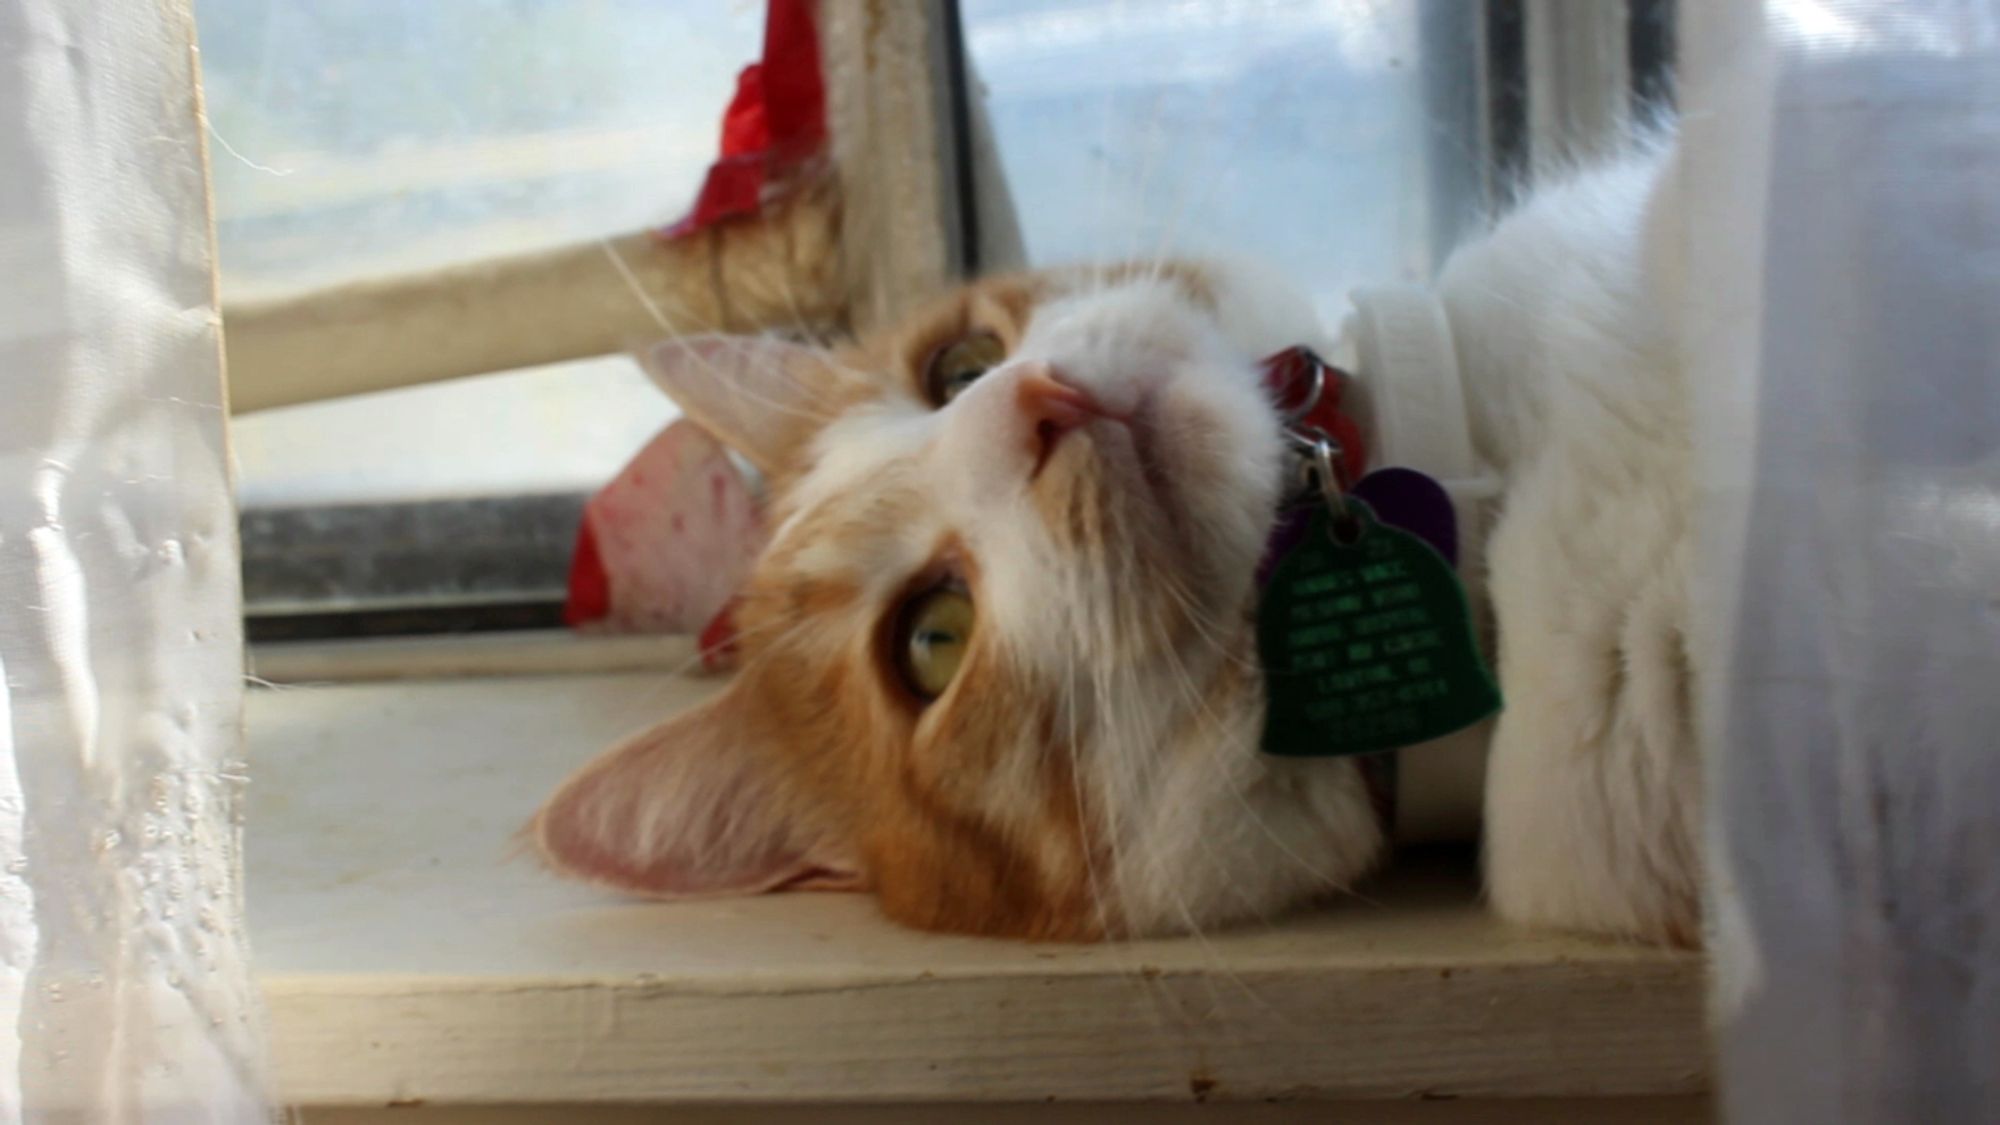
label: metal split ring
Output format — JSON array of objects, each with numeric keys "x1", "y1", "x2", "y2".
[{"x1": 1279, "y1": 352, "x2": 1327, "y2": 426}]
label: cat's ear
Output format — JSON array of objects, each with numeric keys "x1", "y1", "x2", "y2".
[
  {"x1": 531, "y1": 684, "x2": 863, "y2": 898},
  {"x1": 637, "y1": 335, "x2": 847, "y2": 475}
]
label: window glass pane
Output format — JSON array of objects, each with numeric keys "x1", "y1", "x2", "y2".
[
  {"x1": 230, "y1": 358, "x2": 668, "y2": 508},
  {"x1": 962, "y1": 0, "x2": 1483, "y2": 322},
  {"x1": 197, "y1": 0, "x2": 761, "y2": 299},
  {"x1": 197, "y1": 1, "x2": 758, "y2": 522},
  {"x1": 195, "y1": 0, "x2": 760, "y2": 622}
]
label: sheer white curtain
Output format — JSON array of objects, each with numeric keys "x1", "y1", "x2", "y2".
[
  {"x1": 0, "y1": 0, "x2": 272, "y2": 1120},
  {"x1": 1682, "y1": 1, "x2": 2000, "y2": 1118}
]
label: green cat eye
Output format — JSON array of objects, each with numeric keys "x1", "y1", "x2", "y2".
[
  {"x1": 895, "y1": 586, "x2": 975, "y2": 701},
  {"x1": 924, "y1": 332, "x2": 1006, "y2": 406}
]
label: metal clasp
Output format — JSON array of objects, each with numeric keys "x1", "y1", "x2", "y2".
[
  {"x1": 1278, "y1": 351, "x2": 1327, "y2": 427},
  {"x1": 1287, "y1": 424, "x2": 1348, "y2": 510}
]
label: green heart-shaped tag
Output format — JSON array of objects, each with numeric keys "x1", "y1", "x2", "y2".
[{"x1": 1258, "y1": 502, "x2": 1501, "y2": 757}]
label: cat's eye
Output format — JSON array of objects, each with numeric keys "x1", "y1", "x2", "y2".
[
  {"x1": 894, "y1": 586, "x2": 976, "y2": 701},
  {"x1": 923, "y1": 332, "x2": 1006, "y2": 406}
]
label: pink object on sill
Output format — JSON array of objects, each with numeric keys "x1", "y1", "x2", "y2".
[{"x1": 564, "y1": 419, "x2": 763, "y2": 659}]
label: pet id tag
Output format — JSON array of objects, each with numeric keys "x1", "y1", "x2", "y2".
[
  {"x1": 1258, "y1": 500, "x2": 1500, "y2": 757},
  {"x1": 1348, "y1": 467, "x2": 1457, "y2": 567}
]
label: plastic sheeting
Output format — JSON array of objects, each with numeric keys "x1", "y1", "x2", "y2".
[
  {"x1": 1681, "y1": 1, "x2": 2000, "y2": 1118},
  {"x1": 0, "y1": 0, "x2": 271, "y2": 1120}
]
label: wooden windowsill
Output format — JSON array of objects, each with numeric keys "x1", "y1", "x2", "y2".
[{"x1": 247, "y1": 668, "x2": 1707, "y2": 1108}]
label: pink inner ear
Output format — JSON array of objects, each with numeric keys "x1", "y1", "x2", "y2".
[
  {"x1": 533, "y1": 695, "x2": 862, "y2": 899},
  {"x1": 635, "y1": 333, "x2": 842, "y2": 477}
]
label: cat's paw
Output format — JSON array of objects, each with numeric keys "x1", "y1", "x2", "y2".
[
  {"x1": 1479, "y1": 468, "x2": 1703, "y2": 949},
  {"x1": 1483, "y1": 675, "x2": 1702, "y2": 947},
  {"x1": 1486, "y1": 837, "x2": 1701, "y2": 948}
]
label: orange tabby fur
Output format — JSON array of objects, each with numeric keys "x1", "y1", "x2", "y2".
[
  {"x1": 539, "y1": 145, "x2": 1713, "y2": 950},
  {"x1": 535, "y1": 264, "x2": 1386, "y2": 939}
]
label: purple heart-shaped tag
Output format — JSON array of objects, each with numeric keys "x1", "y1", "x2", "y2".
[{"x1": 1349, "y1": 467, "x2": 1458, "y2": 566}]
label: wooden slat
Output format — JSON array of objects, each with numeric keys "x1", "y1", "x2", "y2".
[
  {"x1": 247, "y1": 673, "x2": 1708, "y2": 1107},
  {"x1": 223, "y1": 187, "x2": 843, "y2": 413},
  {"x1": 818, "y1": 0, "x2": 967, "y2": 332},
  {"x1": 301, "y1": 1100, "x2": 1714, "y2": 1124}
]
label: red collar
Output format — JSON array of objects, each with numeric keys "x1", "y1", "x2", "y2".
[{"x1": 1260, "y1": 346, "x2": 1367, "y2": 486}]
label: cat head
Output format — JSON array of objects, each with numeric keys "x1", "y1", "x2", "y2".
[{"x1": 533, "y1": 263, "x2": 1384, "y2": 938}]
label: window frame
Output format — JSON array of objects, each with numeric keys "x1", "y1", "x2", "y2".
[
  {"x1": 232, "y1": 0, "x2": 1674, "y2": 656},
  {"x1": 226, "y1": 7, "x2": 1708, "y2": 1110},
  {"x1": 231, "y1": 0, "x2": 971, "y2": 647}
]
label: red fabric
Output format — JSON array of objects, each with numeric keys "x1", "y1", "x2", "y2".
[
  {"x1": 564, "y1": 519, "x2": 612, "y2": 628},
  {"x1": 664, "y1": 0, "x2": 827, "y2": 237},
  {"x1": 720, "y1": 68, "x2": 770, "y2": 157}
]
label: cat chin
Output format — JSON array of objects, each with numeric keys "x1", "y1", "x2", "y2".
[
  {"x1": 1150, "y1": 384, "x2": 1288, "y2": 581},
  {"x1": 1106, "y1": 742, "x2": 1389, "y2": 939}
]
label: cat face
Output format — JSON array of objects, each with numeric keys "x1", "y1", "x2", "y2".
[{"x1": 534, "y1": 264, "x2": 1384, "y2": 938}]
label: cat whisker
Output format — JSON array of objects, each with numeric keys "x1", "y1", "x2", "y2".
[
  {"x1": 1089, "y1": 605, "x2": 1275, "y2": 1032},
  {"x1": 1051, "y1": 595, "x2": 1198, "y2": 1039},
  {"x1": 1150, "y1": 570, "x2": 1260, "y2": 674},
  {"x1": 601, "y1": 237, "x2": 855, "y2": 427},
  {"x1": 597, "y1": 612, "x2": 826, "y2": 731},
  {"x1": 1144, "y1": 610, "x2": 1352, "y2": 892}
]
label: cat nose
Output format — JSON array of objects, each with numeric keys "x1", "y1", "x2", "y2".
[{"x1": 1014, "y1": 364, "x2": 1104, "y2": 473}]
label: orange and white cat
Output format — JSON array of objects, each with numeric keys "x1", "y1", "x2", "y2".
[{"x1": 534, "y1": 144, "x2": 1702, "y2": 946}]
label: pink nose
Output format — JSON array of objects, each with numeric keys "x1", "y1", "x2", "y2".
[{"x1": 1014, "y1": 365, "x2": 1103, "y2": 473}]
